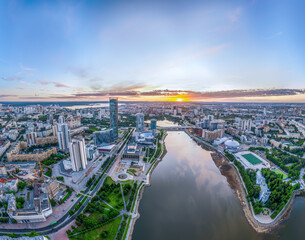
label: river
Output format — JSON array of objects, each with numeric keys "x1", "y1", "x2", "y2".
[{"x1": 132, "y1": 131, "x2": 305, "y2": 240}]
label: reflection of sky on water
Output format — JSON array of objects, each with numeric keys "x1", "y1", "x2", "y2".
[
  {"x1": 134, "y1": 131, "x2": 305, "y2": 240},
  {"x1": 165, "y1": 132, "x2": 231, "y2": 196}
]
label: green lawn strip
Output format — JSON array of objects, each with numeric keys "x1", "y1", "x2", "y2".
[
  {"x1": 62, "y1": 189, "x2": 72, "y2": 202},
  {"x1": 131, "y1": 183, "x2": 144, "y2": 212},
  {"x1": 122, "y1": 216, "x2": 131, "y2": 240},
  {"x1": 273, "y1": 169, "x2": 288, "y2": 179},
  {"x1": 116, "y1": 216, "x2": 127, "y2": 240},
  {"x1": 70, "y1": 216, "x2": 122, "y2": 240}
]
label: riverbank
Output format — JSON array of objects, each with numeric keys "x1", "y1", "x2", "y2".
[
  {"x1": 190, "y1": 131, "x2": 303, "y2": 233},
  {"x1": 126, "y1": 133, "x2": 168, "y2": 240}
]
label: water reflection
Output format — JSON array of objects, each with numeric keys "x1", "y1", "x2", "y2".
[{"x1": 132, "y1": 131, "x2": 305, "y2": 240}]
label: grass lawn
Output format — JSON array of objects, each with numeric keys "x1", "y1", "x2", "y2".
[
  {"x1": 104, "y1": 177, "x2": 124, "y2": 210},
  {"x1": 273, "y1": 169, "x2": 288, "y2": 179},
  {"x1": 242, "y1": 153, "x2": 262, "y2": 165},
  {"x1": 71, "y1": 216, "x2": 122, "y2": 240}
]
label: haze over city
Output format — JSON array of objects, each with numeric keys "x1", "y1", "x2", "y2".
[{"x1": 1, "y1": 0, "x2": 305, "y2": 102}]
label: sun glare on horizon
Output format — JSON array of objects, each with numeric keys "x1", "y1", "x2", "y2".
[{"x1": 176, "y1": 98, "x2": 183, "y2": 102}]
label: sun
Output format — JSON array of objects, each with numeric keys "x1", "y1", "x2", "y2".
[{"x1": 176, "y1": 98, "x2": 183, "y2": 102}]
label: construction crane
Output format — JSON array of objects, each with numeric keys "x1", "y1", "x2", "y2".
[{"x1": 38, "y1": 161, "x2": 52, "y2": 182}]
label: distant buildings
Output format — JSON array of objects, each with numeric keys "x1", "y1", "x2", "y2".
[
  {"x1": 136, "y1": 113, "x2": 145, "y2": 132},
  {"x1": 69, "y1": 138, "x2": 87, "y2": 172},
  {"x1": 109, "y1": 97, "x2": 118, "y2": 141},
  {"x1": 94, "y1": 129, "x2": 114, "y2": 146}
]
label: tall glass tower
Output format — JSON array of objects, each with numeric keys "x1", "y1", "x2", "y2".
[{"x1": 109, "y1": 97, "x2": 118, "y2": 141}]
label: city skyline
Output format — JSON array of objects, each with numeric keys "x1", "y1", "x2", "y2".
[{"x1": 1, "y1": 0, "x2": 305, "y2": 103}]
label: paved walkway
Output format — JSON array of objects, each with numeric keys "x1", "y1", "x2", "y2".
[{"x1": 120, "y1": 183, "x2": 127, "y2": 210}]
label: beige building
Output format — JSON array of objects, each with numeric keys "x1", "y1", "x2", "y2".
[
  {"x1": 6, "y1": 141, "x2": 57, "y2": 162},
  {"x1": 36, "y1": 136, "x2": 58, "y2": 145},
  {"x1": 44, "y1": 178, "x2": 60, "y2": 199},
  {"x1": 202, "y1": 129, "x2": 224, "y2": 141}
]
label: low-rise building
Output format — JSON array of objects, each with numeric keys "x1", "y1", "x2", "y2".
[
  {"x1": 9, "y1": 184, "x2": 52, "y2": 223},
  {"x1": 122, "y1": 143, "x2": 142, "y2": 162}
]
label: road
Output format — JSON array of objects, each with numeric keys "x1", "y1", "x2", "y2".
[{"x1": 0, "y1": 130, "x2": 133, "y2": 236}]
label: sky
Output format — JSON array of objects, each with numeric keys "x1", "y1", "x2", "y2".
[{"x1": 0, "y1": 0, "x2": 305, "y2": 102}]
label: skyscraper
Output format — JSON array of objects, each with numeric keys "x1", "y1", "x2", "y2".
[
  {"x1": 136, "y1": 113, "x2": 145, "y2": 132},
  {"x1": 69, "y1": 138, "x2": 87, "y2": 172},
  {"x1": 58, "y1": 115, "x2": 65, "y2": 124},
  {"x1": 109, "y1": 97, "x2": 118, "y2": 141},
  {"x1": 57, "y1": 123, "x2": 70, "y2": 152},
  {"x1": 150, "y1": 119, "x2": 157, "y2": 130}
]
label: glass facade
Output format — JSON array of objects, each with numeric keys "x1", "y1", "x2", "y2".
[{"x1": 109, "y1": 97, "x2": 118, "y2": 140}]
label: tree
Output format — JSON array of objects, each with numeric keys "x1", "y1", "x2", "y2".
[{"x1": 18, "y1": 181, "x2": 26, "y2": 191}]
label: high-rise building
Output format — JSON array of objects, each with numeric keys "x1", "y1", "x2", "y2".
[
  {"x1": 69, "y1": 138, "x2": 87, "y2": 172},
  {"x1": 240, "y1": 119, "x2": 252, "y2": 131},
  {"x1": 57, "y1": 123, "x2": 70, "y2": 152},
  {"x1": 58, "y1": 115, "x2": 65, "y2": 124},
  {"x1": 136, "y1": 113, "x2": 145, "y2": 132},
  {"x1": 150, "y1": 119, "x2": 157, "y2": 130},
  {"x1": 25, "y1": 132, "x2": 37, "y2": 146},
  {"x1": 109, "y1": 97, "x2": 118, "y2": 141}
]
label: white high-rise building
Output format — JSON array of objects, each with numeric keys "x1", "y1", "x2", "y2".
[
  {"x1": 136, "y1": 113, "x2": 145, "y2": 132},
  {"x1": 70, "y1": 138, "x2": 87, "y2": 172},
  {"x1": 58, "y1": 115, "x2": 65, "y2": 124},
  {"x1": 240, "y1": 119, "x2": 252, "y2": 131},
  {"x1": 57, "y1": 123, "x2": 70, "y2": 152},
  {"x1": 25, "y1": 132, "x2": 37, "y2": 146}
]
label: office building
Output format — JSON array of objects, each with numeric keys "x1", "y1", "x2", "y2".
[
  {"x1": 109, "y1": 97, "x2": 118, "y2": 141},
  {"x1": 136, "y1": 113, "x2": 145, "y2": 132},
  {"x1": 94, "y1": 129, "x2": 114, "y2": 146},
  {"x1": 150, "y1": 119, "x2": 157, "y2": 130},
  {"x1": 69, "y1": 138, "x2": 87, "y2": 172}
]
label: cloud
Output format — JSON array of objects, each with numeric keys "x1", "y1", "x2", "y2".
[
  {"x1": 53, "y1": 82, "x2": 71, "y2": 88},
  {"x1": 38, "y1": 80, "x2": 71, "y2": 88},
  {"x1": 54, "y1": 88, "x2": 305, "y2": 100},
  {"x1": 228, "y1": 7, "x2": 242, "y2": 23},
  {"x1": 0, "y1": 94, "x2": 16, "y2": 98},
  {"x1": 2, "y1": 77, "x2": 18, "y2": 81},
  {"x1": 20, "y1": 64, "x2": 35, "y2": 71}
]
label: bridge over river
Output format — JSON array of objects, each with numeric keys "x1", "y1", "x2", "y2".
[{"x1": 157, "y1": 126, "x2": 193, "y2": 131}]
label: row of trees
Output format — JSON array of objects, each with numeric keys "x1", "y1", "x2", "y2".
[{"x1": 234, "y1": 160, "x2": 260, "y2": 200}]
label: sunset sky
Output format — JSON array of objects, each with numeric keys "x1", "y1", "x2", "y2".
[{"x1": 1, "y1": 0, "x2": 305, "y2": 102}]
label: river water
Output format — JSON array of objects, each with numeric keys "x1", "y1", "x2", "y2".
[{"x1": 132, "y1": 131, "x2": 305, "y2": 240}]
